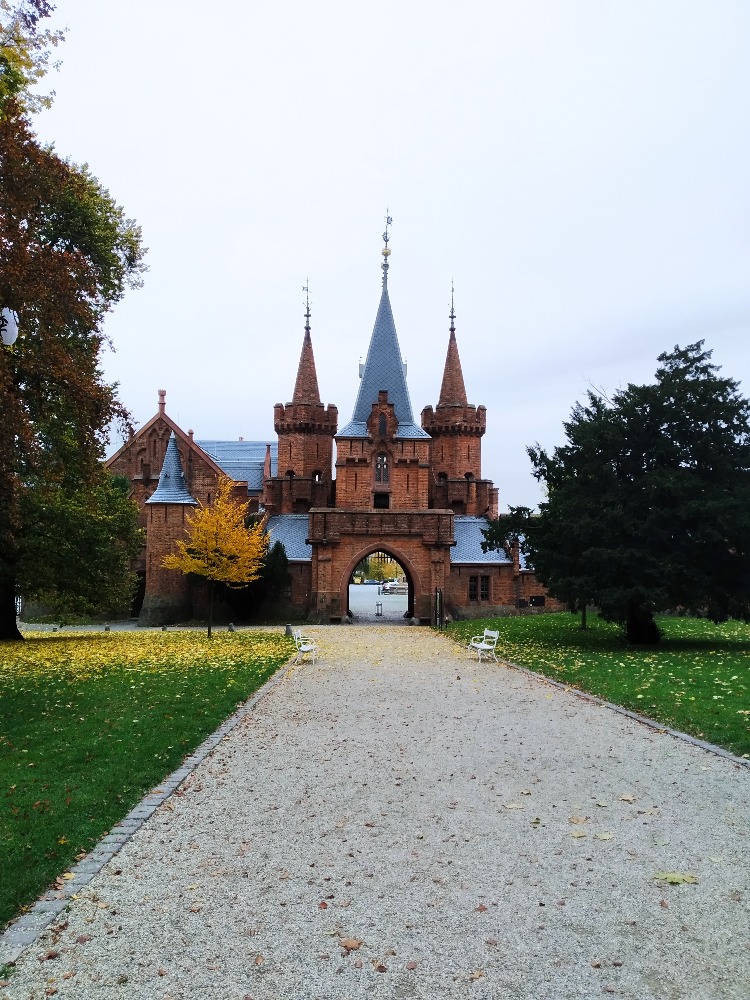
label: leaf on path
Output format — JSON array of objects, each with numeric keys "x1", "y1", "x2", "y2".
[
  {"x1": 594, "y1": 832, "x2": 614, "y2": 841},
  {"x1": 503, "y1": 803, "x2": 524, "y2": 810},
  {"x1": 38, "y1": 950, "x2": 59, "y2": 961},
  {"x1": 406, "y1": 960, "x2": 418, "y2": 970},
  {"x1": 340, "y1": 938, "x2": 363, "y2": 954},
  {"x1": 475, "y1": 903, "x2": 488, "y2": 912},
  {"x1": 520, "y1": 789, "x2": 532, "y2": 796},
  {"x1": 75, "y1": 934, "x2": 92, "y2": 944},
  {"x1": 468, "y1": 970, "x2": 485, "y2": 981},
  {"x1": 619, "y1": 794, "x2": 636, "y2": 804},
  {"x1": 569, "y1": 816, "x2": 588, "y2": 824},
  {"x1": 570, "y1": 830, "x2": 587, "y2": 838},
  {"x1": 596, "y1": 801, "x2": 609, "y2": 808},
  {"x1": 653, "y1": 872, "x2": 699, "y2": 885}
]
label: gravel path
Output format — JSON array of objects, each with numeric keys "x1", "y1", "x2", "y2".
[{"x1": 2, "y1": 627, "x2": 749, "y2": 999}]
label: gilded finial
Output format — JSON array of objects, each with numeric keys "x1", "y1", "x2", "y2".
[
  {"x1": 381, "y1": 210, "x2": 393, "y2": 284},
  {"x1": 449, "y1": 280, "x2": 456, "y2": 334}
]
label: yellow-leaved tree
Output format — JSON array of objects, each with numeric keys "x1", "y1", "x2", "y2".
[{"x1": 163, "y1": 476, "x2": 268, "y2": 637}]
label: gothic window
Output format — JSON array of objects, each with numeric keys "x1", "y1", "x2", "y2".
[
  {"x1": 379, "y1": 413, "x2": 387, "y2": 437},
  {"x1": 375, "y1": 453, "x2": 389, "y2": 483},
  {"x1": 469, "y1": 575, "x2": 478, "y2": 602},
  {"x1": 312, "y1": 470, "x2": 322, "y2": 483},
  {"x1": 480, "y1": 576, "x2": 490, "y2": 601}
]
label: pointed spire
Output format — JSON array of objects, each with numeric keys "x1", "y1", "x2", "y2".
[
  {"x1": 351, "y1": 266, "x2": 414, "y2": 425},
  {"x1": 438, "y1": 284, "x2": 468, "y2": 407},
  {"x1": 147, "y1": 433, "x2": 197, "y2": 505},
  {"x1": 292, "y1": 282, "x2": 322, "y2": 405}
]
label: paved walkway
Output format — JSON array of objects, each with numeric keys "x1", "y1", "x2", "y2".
[{"x1": 2, "y1": 627, "x2": 749, "y2": 999}]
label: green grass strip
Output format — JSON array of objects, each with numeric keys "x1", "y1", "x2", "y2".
[
  {"x1": 448, "y1": 613, "x2": 750, "y2": 759},
  {"x1": 0, "y1": 630, "x2": 293, "y2": 928}
]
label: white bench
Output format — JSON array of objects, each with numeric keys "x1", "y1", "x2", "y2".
[
  {"x1": 468, "y1": 628, "x2": 499, "y2": 663},
  {"x1": 292, "y1": 628, "x2": 318, "y2": 664}
]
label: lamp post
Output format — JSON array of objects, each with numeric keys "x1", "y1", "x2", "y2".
[
  {"x1": 0, "y1": 307, "x2": 19, "y2": 347},
  {"x1": 0, "y1": 306, "x2": 22, "y2": 638}
]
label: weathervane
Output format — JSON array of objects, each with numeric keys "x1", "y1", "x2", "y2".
[
  {"x1": 303, "y1": 279, "x2": 311, "y2": 334},
  {"x1": 381, "y1": 210, "x2": 393, "y2": 284}
]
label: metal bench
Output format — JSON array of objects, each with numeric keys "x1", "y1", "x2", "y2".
[
  {"x1": 468, "y1": 628, "x2": 499, "y2": 663},
  {"x1": 292, "y1": 628, "x2": 318, "y2": 664}
]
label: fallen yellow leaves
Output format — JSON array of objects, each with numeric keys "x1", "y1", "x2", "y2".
[
  {"x1": 653, "y1": 872, "x2": 699, "y2": 885},
  {"x1": 1, "y1": 631, "x2": 292, "y2": 684}
]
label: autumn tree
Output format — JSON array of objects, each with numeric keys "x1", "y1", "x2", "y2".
[
  {"x1": 0, "y1": 3, "x2": 146, "y2": 639},
  {"x1": 163, "y1": 477, "x2": 268, "y2": 637},
  {"x1": 484, "y1": 342, "x2": 750, "y2": 643}
]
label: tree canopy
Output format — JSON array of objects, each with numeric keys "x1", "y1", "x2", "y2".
[
  {"x1": 0, "y1": 7, "x2": 147, "y2": 639},
  {"x1": 163, "y1": 477, "x2": 268, "y2": 637},
  {"x1": 483, "y1": 342, "x2": 750, "y2": 643}
]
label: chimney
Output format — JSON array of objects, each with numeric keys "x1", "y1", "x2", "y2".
[
  {"x1": 188, "y1": 429, "x2": 194, "y2": 441},
  {"x1": 158, "y1": 389, "x2": 166, "y2": 415}
]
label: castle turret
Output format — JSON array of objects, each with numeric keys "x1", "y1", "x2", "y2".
[
  {"x1": 421, "y1": 294, "x2": 497, "y2": 517},
  {"x1": 268, "y1": 293, "x2": 337, "y2": 513},
  {"x1": 139, "y1": 432, "x2": 198, "y2": 625}
]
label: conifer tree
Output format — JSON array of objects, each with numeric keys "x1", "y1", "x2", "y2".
[{"x1": 484, "y1": 342, "x2": 750, "y2": 643}]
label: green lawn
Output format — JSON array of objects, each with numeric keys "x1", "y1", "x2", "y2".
[
  {"x1": 0, "y1": 630, "x2": 293, "y2": 928},
  {"x1": 448, "y1": 613, "x2": 750, "y2": 759}
]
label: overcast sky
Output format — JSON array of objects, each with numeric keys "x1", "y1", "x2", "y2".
[{"x1": 32, "y1": 0, "x2": 750, "y2": 510}]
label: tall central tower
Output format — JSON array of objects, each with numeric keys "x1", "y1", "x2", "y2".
[{"x1": 334, "y1": 220, "x2": 432, "y2": 510}]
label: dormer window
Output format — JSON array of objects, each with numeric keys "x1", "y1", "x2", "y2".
[{"x1": 375, "y1": 453, "x2": 389, "y2": 483}]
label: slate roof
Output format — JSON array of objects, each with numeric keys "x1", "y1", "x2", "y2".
[
  {"x1": 451, "y1": 516, "x2": 512, "y2": 564},
  {"x1": 265, "y1": 514, "x2": 312, "y2": 562},
  {"x1": 147, "y1": 433, "x2": 197, "y2": 505},
  {"x1": 340, "y1": 278, "x2": 429, "y2": 440},
  {"x1": 197, "y1": 440, "x2": 277, "y2": 492}
]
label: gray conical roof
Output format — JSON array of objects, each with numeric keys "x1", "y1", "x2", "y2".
[
  {"x1": 147, "y1": 433, "x2": 198, "y2": 505},
  {"x1": 339, "y1": 279, "x2": 429, "y2": 440}
]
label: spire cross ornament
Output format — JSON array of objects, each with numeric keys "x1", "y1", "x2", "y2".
[
  {"x1": 381, "y1": 211, "x2": 393, "y2": 284},
  {"x1": 449, "y1": 281, "x2": 456, "y2": 334},
  {"x1": 303, "y1": 280, "x2": 311, "y2": 334}
]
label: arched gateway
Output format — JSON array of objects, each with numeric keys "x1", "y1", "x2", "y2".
[{"x1": 109, "y1": 223, "x2": 555, "y2": 627}]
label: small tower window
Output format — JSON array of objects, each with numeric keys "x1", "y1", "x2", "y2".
[
  {"x1": 375, "y1": 453, "x2": 389, "y2": 483},
  {"x1": 379, "y1": 413, "x2": 387, "y2": 437}
]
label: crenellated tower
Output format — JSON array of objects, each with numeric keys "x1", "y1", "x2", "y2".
[
  {"x1": 265, "y1": 292, "x2": 337, "y2": 514},
  {"x1": 421, "y1": 293, "x2": 498, "y2": 517}
]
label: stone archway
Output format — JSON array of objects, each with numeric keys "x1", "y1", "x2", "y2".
[{"x1": 339, "y1": 543, "x2": 420, "y2": 622}]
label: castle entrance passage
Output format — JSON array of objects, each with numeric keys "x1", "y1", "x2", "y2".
[{"x1": 345, "y1": 549, "x2": 414, "y2": 625}]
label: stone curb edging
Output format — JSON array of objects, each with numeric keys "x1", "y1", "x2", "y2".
[
  {"x1": 497, "y1": 653, "x2": 750, "y2": 770},
  {"x1": 0, "y1": 658, "x2": 297, "y2": 968}
]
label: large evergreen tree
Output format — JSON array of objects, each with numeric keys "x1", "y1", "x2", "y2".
[
  {"x1": 483, "y1": 342, "x2": 750, "y2": 643},
  {"x1": 0, "y1": 4, "x2": 146, "y2": 639}
]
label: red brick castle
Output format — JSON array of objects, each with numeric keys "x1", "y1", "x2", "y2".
[{"x1": 107, "y1": 232, "x2": 546, "y2": 624}]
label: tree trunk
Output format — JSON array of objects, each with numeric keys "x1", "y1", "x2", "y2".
[
  {"x1": 580, "y1": 604, "x2": 587, "y2": 630},
  {"x1": 0, "y1": 571, "x2": 23, "y2": 641},
  {"x1": 625, "y1": 606, "x2": 660, "y2": 644},
  {"x1": 207, "y1": 580, "x2": 214, "y2": 639}
]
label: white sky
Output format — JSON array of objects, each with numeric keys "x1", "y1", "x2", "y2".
[{"x1": 32, "y1": 0, "x2": 750, "y2": 510}]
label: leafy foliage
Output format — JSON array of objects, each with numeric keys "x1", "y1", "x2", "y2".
[
  {"x1": 0, "y1": 1, "x2": 64, "y2": 116},
  {"x1": 484, "y1": 343, "x2": 750, "y2": 642},
  {"x1": 19, "y1": 471, "x2": 142, "y2": 621},
  {"x1": 0, "y1": 97, "x2": 146, "y2": 639},
  {"x1": 163, "y1": 477, "x2": 268, "y2": 636}
]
